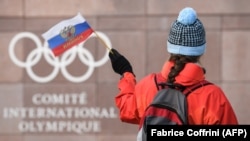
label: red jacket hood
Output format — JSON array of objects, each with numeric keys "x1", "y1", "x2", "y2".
[{"x1": 161, "y1": 61, "x2": 205, "y2": 86}]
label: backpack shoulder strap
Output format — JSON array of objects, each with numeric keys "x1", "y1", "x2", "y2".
[
  {"x1": 182, "y1": 80, "x2": 213, "y2": 96},
  {"x1": 154, "y1": 73, "x2": 213, "y2": 96},
  {"x1": 153, "y1": 73, "x2": 167, "y2": 90}
]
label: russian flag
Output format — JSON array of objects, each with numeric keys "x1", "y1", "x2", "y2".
[{"x1": 42, "y1": 13, "x2": 94, "y2": 56}]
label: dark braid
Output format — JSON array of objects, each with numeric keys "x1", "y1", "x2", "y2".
[{"x1": 167, "y1": 54, "x2": 200, "y2": 84}]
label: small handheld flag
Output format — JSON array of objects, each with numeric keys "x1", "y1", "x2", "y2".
[{"x1": 42, "y1": 13, "x2": 94, "y2": 57}]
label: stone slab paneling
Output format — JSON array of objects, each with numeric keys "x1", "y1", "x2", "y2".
[
  {"x1": 0, "y1": 33, "x2": 24, "y2": 82},
  {"x1": 0, "y1": 0, "x2": 23, "y2": 17},
  {"x1": 222, "y1": 31, "x2": 250, "y2": 81},
  {"x1": 0, "y1": 0, "x2": 250, "y2": 140},
  {"x1": 147, "y1": 0, "x2": 250, "y2": 15},
  {"x1": 222, "y1": 83, "x2": 250, "y2": 124},
  {"x1": 0, "y1": 84, "x2": 23, "y2": 134}
]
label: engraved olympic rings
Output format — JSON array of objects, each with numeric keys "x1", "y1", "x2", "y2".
[{"x1": 9, "y1": 31, "x2": 111, "y2": 83}]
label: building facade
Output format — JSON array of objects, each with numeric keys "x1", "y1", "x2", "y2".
[{"x1": 0, "y1": 0, "x2": 250, "y2": 140}]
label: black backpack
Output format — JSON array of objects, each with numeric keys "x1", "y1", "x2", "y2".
[{"x1": 137, "y1": 73, "x2": 212, "y2": 141}]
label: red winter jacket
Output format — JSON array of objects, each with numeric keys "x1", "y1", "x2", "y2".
[{"x1": 115, "y1": 61, "x2": 238, "y2": 125}]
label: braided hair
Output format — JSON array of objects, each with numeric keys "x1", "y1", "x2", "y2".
[{"x1": 167, "y1": 54, "x2": 201, "y2": 84}]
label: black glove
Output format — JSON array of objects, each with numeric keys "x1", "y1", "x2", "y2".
[{"x1": 108, "y1": 48, "x2": 133, "y2": 75}]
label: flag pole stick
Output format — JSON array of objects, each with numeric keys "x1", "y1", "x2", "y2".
[{"x1": 93, "y1": 31, "x2": 113, "y2": 54}]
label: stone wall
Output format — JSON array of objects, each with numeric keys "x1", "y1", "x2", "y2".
[{"x1": 0, "y1": 0, "x2": 250, "y2": 140}]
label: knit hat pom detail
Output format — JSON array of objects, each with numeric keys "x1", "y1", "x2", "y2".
[
  {"x1": 167, "y1": 7, "x2": 206, "y2": 56},
  {"x1": 177, "y1": 7, "x2": 197, "y2": 25}
]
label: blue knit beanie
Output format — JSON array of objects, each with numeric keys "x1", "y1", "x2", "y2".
[{"x1": 167, "y1": 7, "x2": 206, "y2": 56}]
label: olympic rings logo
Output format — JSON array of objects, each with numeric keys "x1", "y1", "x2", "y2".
[{"x1": 9, "y1": 31, "x2": 111, "y2": 83}]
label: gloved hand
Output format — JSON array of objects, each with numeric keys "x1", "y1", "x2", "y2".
[{"x1": 108, "y1": 48, "x2": 133, "y2": 75}]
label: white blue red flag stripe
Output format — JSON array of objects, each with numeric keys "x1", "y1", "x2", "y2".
[{"x1": 42, "y1": 13, "x2": 93, "y2": 56}]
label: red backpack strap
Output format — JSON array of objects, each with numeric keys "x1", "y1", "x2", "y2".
[
  {"x1": 153, "y1": 73, "x2": 167, "y2": 90},
  {"x1": 182, "y1": 80, "x2": 213, "y2": 96},
  {"x1": 154, "y1": 73, "x2": 213, "y2": 96}
]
